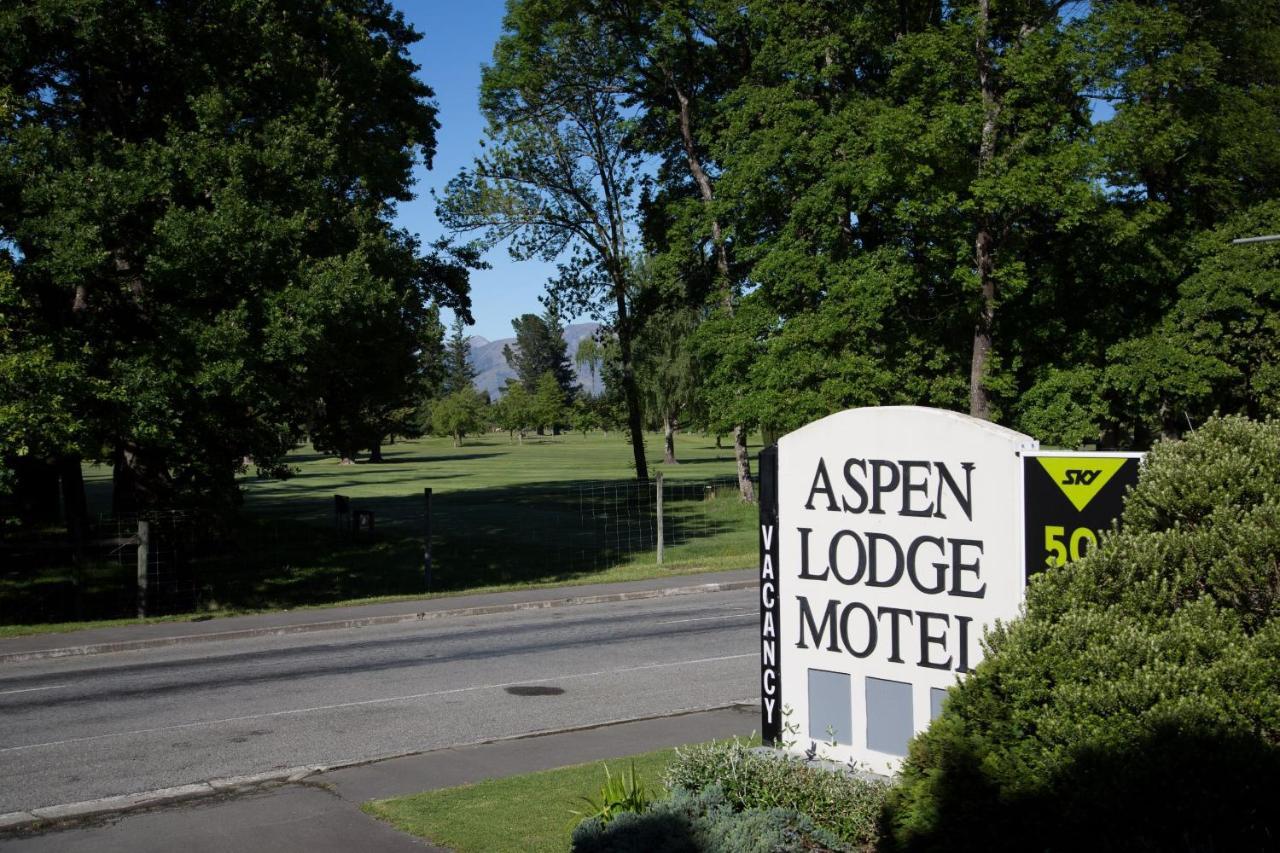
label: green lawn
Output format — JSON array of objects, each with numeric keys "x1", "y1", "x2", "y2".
[
  {"x1": 2, "y1": 431, "x2": 759, "y2": 632},
  {"x1": 365, "y1": 745, "x2": 684, "y2": 853}
]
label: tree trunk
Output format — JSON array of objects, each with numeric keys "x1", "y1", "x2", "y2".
[
  {"x1": 369, "y1": 441, "x2": 383, "y2": 463},
  {"x1": 614, "y1": 288, "x2": 649, "y2": 483},
  {"x1": 970, "y1": 0, "x2": 999, "y2": 421},
  {"x1": 733, "y1": 426, "x2": 755, "y2": 502},
  {"x1": 670, "y1": 79, "x2": 754, "y2": 500},
  {"x1": 663, "y1": 415, "x2": 678, "y2": 465},
  {"x1": 970, "y1": 225, "x2": 996, "y2": 420}
]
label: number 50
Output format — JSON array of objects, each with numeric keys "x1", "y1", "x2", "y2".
[{"x1": 1044, "y1": 525, "x2": 1098, "y2": 567}]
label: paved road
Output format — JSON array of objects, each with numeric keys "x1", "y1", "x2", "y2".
[
  {"x1": 4, "y1": 707, "x2": 760, "y2": 853},
  {"x1": 0, "y1": 588, "x2": 757, "y2": 814}
]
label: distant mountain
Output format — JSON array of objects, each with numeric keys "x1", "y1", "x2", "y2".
[{"x1": 469, "y1": 322, "x2": 603, "y2": 397}]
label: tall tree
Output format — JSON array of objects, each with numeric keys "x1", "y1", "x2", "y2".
[
  {"x1": 1105, "y1": 202, "x2": 1280, "y2": 438},
  {"x1": 411, "y1": 304, "x2": 448, "y2": 427},
  {"x1": 494, "y1": 379, "x2": 535, "y2": 443},
  {"x1": 574, "y1": 334, "x2": 604, "y2": 395},
  {"x1": 431, "y1": 388, "x2": 486, "y2": 447},
  {"x1": 0, "y1": 0, "x2": 470, "y2": 510},
  {"x1": 581, "y1": 0, "x2": 759, "y2": 499},
  {"x1": 502, "y1": 307, "x2": 576, "y2": 397},
  {"x1": 532, "y1": 371, "x2": 568, "y2": 435},
  {"x1": 958, "y1": 0, "x2": 1100, "y2": 419},
  {"x1": 635, "y1": 304, "x2": 700, "y2": 464},
  {"x1": 437, "y1": 2, "x2": 650, "y2": 481},
  {"x1": 443, "y1": 312, "x2": 477, "y2": 395},
  {"x1": 1088, "y1": 0, "x2": 1280, "y2": 442}
]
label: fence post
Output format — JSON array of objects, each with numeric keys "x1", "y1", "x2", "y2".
[
  {"x1": 423, "y1": 487, "x2": 433, "y2": 591},
  {"x1": 136, "y1": 519, "x2": 150, "y2": 618},
  {"x1": 656, "y1": 472, "x2": 664, "y2": 566}
]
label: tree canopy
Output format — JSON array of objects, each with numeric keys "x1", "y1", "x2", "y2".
[
  {"x1": 502, "y1": 306, "x2": 577, "y2": 399},
  {"x1": 443, "y1": 313, "x2": 478, "y2": 396},
  {"x1": 499, "y1": 0, "x2": 1280, "y2": 455},
  {"x1": 0, "y1": 0, "x2": 471, "y2": 513}
]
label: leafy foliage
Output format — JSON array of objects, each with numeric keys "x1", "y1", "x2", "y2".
[
  {"x1": 533, "y1": 372, "x2": 568, "y2": 434},
  {"x1": 634, "y1": 302, "x2": 700, "y2": 462},
  {"x1": 430, "y1": 389, "x2": 487, "y2": 447},
  {"x1": 437, "y1": 0, "x2": 650, "y2": 478},
  {"x1": 663, "y1": 738, "x2": 888, "y2": 848},
  {"x1": 571, "y1": 785, "x2": 851, "y2": 853},
  {"x1": 886, "y1": 416, "x2": 1280, "y2": 851},
  {"x1": 570, "y1": 760, "x2": 653, "y2": 828},
  {"x1": 503, "y1": 307, "x2": 577, "y2": 400},
  {"x1": 443, "y1": 313, "x2": 478, "y2": 396},
  {"x1": 0, "y1": 0, "x2": 471, "y2": 511},
  {"x1": 537, "y1": 0, "x2": 1280, "y2": 453}
]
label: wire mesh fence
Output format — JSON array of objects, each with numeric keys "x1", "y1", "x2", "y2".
[
  {"x1": 1, "y1": 474, "x2": 756, "y2": 626},
  {"x1": 0, "y1": 510, "x2": 209, "y2": 623},
  {"x1": 427, "y1": 474, "x2": 753, "y2": 590}
]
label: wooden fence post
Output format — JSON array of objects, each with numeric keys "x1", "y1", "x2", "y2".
[
  {"x1": 136, "y1": 519, "x2": 150, "y2": 618},
  {"x1": 656, "y1": 472, "x2": 664, "y2": 566},
  {"x1": 423, "y1": 487, "x2": 433, "y2": 590}
]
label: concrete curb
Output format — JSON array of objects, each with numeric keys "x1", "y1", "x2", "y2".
[
  {"x1": 0, "y1": 769, "x2": 320, "y2": 835},
  {"x1": 0, "y1": 579, "x2": 757, "y2": 664},
  {"x1": 314, "y1": 698, "x2": 761, "y2": 780},
  {"x1": 0, "y1": 701, "x2": 759, "y2": 836}
]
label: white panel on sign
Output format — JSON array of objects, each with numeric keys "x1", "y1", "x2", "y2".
[{"x1": 775, "y1": 406, "x2": 1037, "y2": 773}]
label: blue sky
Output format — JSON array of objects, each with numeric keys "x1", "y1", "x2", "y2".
[{"x1": 396, "y1": 1, "x2": 561, "y2": 342}]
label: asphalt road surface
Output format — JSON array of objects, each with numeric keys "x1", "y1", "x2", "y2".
[{"x1": 0, "y1": 588, "x2": 758, "y2": 814}]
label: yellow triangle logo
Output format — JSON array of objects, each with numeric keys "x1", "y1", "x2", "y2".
[{"x1": 1036, "y1": 457, "x2": 1128, "y2": 512}]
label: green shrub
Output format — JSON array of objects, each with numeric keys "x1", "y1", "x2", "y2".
[
  {"x1": 663, "y1": 738, "x2": 888, "y2": 848},
  {"x1": 885, "y1": 416, "x2": 1280, "y2": 852},
  {"x1": 571, "y1": 785, "x2": 850, "y2": 853}
]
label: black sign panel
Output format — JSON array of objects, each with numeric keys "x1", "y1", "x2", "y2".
[
  {"x1": 1023, "y1": 453, "x2": 1141, "y2": 578},
  {"x1": 758, "y1": 445, "x2": 781, "y2": 745}
]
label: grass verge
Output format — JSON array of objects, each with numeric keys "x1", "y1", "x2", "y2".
[{"x1": 364, "y1": 746, "x2": 684, "y2": 853}]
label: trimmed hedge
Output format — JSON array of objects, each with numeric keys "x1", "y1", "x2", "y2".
[{"x1": 885, "y1": 416, "x2": 1280, "y2": 852}]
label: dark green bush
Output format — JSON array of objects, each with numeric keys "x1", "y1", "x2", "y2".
[
  {"x1": 571, "y1": 785, "x2": 850, "y2": 853},
  {"x1": 663, "y1": 738, "x2": 888, "y2": 847},
  {"x1": 885, "y1": 416, "x2": 1280, "y2": 852}
]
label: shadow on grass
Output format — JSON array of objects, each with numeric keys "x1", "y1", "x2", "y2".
[
  {"x1": 1, "y1": 477, "x2": 755, "y2": 624},
  {"x1": 655, "y1": 456, "x2": 739, "y2": 466},
  {"x1": 345, "y1": 451, "x2": 509, "y2": 466}
]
